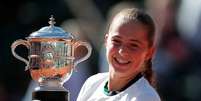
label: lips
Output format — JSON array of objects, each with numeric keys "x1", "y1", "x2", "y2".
[{"x1": 113, "y1": 56, "x2": 131, "y2": 65}]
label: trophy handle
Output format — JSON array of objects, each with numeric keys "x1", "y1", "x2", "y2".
[
  {"x1": 11, "y1": 39, "x2": 30, "y2": 71},
  {"x1": 74, "y1": 41, "x2": 92, "y2": 67}
]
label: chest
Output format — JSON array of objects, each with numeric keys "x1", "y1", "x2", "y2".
[{"x1": 86, "y1": 87, "x2": 138, "y2": 101}]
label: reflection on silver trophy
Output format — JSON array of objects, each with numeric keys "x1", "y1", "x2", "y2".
[{"x1": 11, "y1": 16, "x2": 92, "y2": 101}]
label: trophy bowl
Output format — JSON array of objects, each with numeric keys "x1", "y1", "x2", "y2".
[{"x1": 11, "y1": 16, "x2": 92, "y2": 101}]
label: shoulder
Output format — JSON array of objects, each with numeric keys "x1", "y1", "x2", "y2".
[
  {"x1": 86, "y1": 72, "x2": 108, "y2": 82},
  {"x1": 77, "y1": 72, "x2": 108, "y2": 100},
  {"x1": 136, "y1": 92, "x2": 161, "y2": 101},
  {"x1": 83, "y1": 72, "x2": 108, "y2": 89},
  {"x1": 135, "y1": 77, "x2": 161, "y2": 101},
  {"x1": 84, "y1": 72, "x2": 108, "y2": 86}
]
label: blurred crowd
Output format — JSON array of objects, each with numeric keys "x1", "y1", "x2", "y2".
[{"x1": 0, "y1": 0, "x2": 201, "y2": 101}]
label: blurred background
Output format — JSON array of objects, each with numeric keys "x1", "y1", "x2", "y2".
[{"x1": 1, "y1": 0, "x2": 201, "y2": 101}]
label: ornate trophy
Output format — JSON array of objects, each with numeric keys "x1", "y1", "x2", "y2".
[{"x1": 11, "y1": 16, "x2": 92, "y2": 101}]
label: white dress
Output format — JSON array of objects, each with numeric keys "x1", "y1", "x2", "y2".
[{"x1": 77, "y1": 73, "x2": 161, "y2": 101}]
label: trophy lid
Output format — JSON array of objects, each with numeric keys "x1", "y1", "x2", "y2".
[{"x1": 28, "y1": 15, "x2": 74, "y2": 39}]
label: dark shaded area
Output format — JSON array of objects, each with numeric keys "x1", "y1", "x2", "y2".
[{"x1": 0, "y1": 0, "x2": 73, "y2": 101}]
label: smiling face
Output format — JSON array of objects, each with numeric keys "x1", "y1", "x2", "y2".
[{"x1": 105, "y1": 18, "x2": 154, "y2": 78}]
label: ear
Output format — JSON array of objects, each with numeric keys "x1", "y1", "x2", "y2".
[
  {"x1": 145, "y1": 47, "x2": 156, "y2": 60},
  {"x1": 104, "y1": 33, "x2": 109, "y2": 46}
]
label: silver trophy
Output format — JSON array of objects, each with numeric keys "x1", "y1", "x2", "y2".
[{"x1": 11, "y1": 16, "x2": 92, "y2": 101}]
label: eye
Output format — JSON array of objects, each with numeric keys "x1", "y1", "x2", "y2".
[
  {"x1": 130, "y1": 44, "x2": 138, "y2": 47},
  {"x1": 129, "y1": 43, "x2": 139, "y2": 49},
  {"x1": 111, "y1": 39, "x2": 121, "y2": 45}
]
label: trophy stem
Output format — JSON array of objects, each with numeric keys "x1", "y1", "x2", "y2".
[
  {"x1": 32, "y1": 90, "x2": 69, "y2": 101},
  {"x1": 32, "y1": 81, "x2": 69, "y2": 101}
]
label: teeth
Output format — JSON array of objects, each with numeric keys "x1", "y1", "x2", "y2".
[{"x1": 115, "y1": 57, "x2": 129, "y2": 64}]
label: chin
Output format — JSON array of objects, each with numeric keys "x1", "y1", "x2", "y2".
[
  {"x1": 111, "y1": 65, "x2": 131, "y2": 73},
  {"x1": 111, "y1": 62, "x2": 130, "y2": 73}
]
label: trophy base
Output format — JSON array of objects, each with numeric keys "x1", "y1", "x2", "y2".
[{"x1": 32, "y1": 90, "x2": 69, "y2": 101}]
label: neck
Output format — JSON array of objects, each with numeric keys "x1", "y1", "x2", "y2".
[{"x1": 108, "y1": 72, "x2": 141, "y2": 91}]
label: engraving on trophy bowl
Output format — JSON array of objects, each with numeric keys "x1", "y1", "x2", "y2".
[
  {"x1": 30, "y1": 65, "x2": 72, "y2": 84},
  {"x1": 29, "y1": 41, "x2": 74, "y2": 84}
]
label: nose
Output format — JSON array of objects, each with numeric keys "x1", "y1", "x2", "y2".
[{"x1": 118, "y1": 46, "x2": 129, "y2": 56}]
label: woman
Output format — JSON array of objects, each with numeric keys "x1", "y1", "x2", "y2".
[{"x1": 77, "y1": 8, "x2": 161, "y2": 101}]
